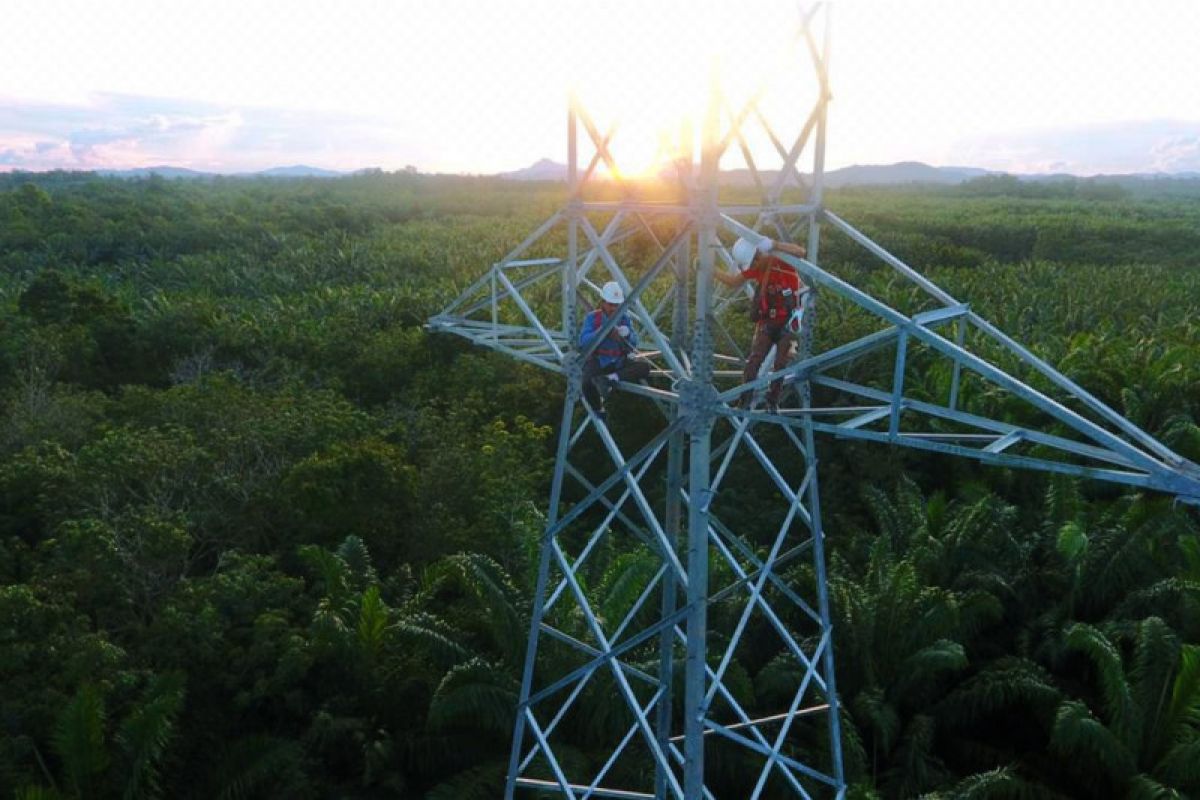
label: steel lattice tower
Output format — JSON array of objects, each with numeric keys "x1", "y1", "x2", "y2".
[{"x1": 428, "y1": 5, "x2": 1200, "y2": 797}]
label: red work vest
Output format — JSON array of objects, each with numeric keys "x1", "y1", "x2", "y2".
[{"x1": 744, "y1": 257, "x2": 801, "y2": 324}]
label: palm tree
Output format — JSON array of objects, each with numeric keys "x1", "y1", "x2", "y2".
[
  {"x1": 18, "y1": 675, "x2": 183, "y2": 800},
  {"x1": 829, "y1": 478, "x2": 1071, "y2": 796},
  {"x1": 1050, "y1": 618, "x2": 1200, "y2": 798},
  {"x1": 828, "y1": 479, "x2": 1019, "y2": 796}
]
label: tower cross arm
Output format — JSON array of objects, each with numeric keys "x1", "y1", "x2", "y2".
[{"x1": 758, "y1": 245, "x2": 1200, "y2": 504}]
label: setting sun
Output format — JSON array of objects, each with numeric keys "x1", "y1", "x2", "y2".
[{"x1": 566, "y1": 1, "x2": 823, "y2": 178}]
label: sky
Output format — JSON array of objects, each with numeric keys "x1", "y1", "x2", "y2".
[{"x1": 1, "y1": 0, "x2": 1199, "y2": 176}]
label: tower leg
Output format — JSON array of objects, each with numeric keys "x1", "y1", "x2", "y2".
[
  {"x1": 656, "y1": 232, "x2": 691, "y2": 798},
  {"x1": 682, "y1": 62, "x2": 721, "y2": 800},
  {"x1": 505, "y1": 392, "x2": 577, "y2": 799},
  {"x1": 683, "y1": 423, "x2": 711, "y2": 799},
  {"x1": 802, "y1": 414, "x2": 846, "y2": 796}
]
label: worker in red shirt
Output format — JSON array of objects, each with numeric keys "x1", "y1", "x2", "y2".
[{"x1": 715, "y1": 237, "x2": 809, "y2": 412}]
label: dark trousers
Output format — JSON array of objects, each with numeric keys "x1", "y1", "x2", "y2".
[
  {"x1": 743, "y1": 324, "x2": 796, "y2": 404},
  {"x1": 583, "y1": 358, "x2": 651, "y2": 410}
]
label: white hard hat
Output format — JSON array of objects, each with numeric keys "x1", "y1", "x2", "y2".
[
  {"x1": 731, "y1": 238, "x2": 757, "y2": 269},
  {"x1": 601, "y1": 281, "x2": 624, "y2": 304}
]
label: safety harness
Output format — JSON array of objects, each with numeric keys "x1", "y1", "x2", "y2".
[
  {"x1": 587, "y1": 308, "x2": 631, "y2": 366},
  {"x1": 751, "y1": 257, "x2": 800, "y2": 325}
]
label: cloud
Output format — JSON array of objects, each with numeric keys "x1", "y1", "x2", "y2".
[
  {"x1": 6, "y1": 92, "x2": 1198, "y2": 177},
  {"x1": 948, "y1": 119, "x2": 1200, "y2": 175},
  {"x1": 62, "y1": 110, "x2": 243, "y2": 167},
  {"x1": 1149, "y1": 135, "x2": 1200, "y2": 172},
  {"x1": 0, "y1": 93, "x2": 406, "y2": 172},
  {"x1": 0, "y1": 138, "x2": 74, "y2": 169}
]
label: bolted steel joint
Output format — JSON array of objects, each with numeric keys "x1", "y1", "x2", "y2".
[
  {"x1": 564, "y1": 351, "x2": 584, "y2": 403},
  {"x1": 678, "y1": 379, "x2": 719, "y2": 435}
]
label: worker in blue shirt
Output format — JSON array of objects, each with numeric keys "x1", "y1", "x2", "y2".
[{"x1": 578, "y1": 281, "x2": 651, "y2": 420}]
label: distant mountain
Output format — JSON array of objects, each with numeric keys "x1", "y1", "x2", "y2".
[
  {"x1": 253, "y1": 164, "x2": 345, "y2": 178},
  {"x1": 96, "y1": 164, "x2": 348, "y2": 179},
  {"x1": 496, "y1": 158, "x2": 1000, "y2": 186},
  {"x1": 96, "y1": 166, "x2": 212, "y2": 179},
  {"x1": 719, "y1": 162, "x2": 997, "y2": 188},
  {"x1": 496, "y1": 158, "x2": 569, "y2": 181},
  {"x1": 825, "y1": 162, "x2": 995, "y2": 187}
]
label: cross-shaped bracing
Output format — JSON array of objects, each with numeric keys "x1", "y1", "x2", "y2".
[
  {"x1": 512, "y1": 408, "x2": 697, "y2": 798},
  {"x1": 507, "y1": 393, "x2": 842, "y2": 799}
]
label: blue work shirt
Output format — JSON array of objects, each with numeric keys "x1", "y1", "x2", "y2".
[{"x1": 579, "y1": 308, "x2": 638, "y2": 369}]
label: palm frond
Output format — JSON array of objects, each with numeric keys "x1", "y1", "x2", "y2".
[
  {"x1": 429, "y1": 553, "x2": 526, "y2": 664},
  {"x1": 209, "y1": 735, "x2": 303, "y2": 800},
  {"x1": 297, "y1": 543, "x2": 348, "y2": 599},
  {"x1": 1063, "y1": 623, "x2": 1136, "y2": 741},
  {"x1": 52, "y1": 684, "x2": 109, "y2": 797},
  {"x1": 1077, "y1": 523, "x2": 1156, "y2": 615},
  {"x1": 1055, "y1": 521, "x2": 1087, "y2": 562},
  {"x1": 1043, "y1": 475, "x2": 1083, "y2": 529},
  {"x1": 853, "y1": 686, "x2": 901, "y2": 755},
  {"x1": 885, "y1": 713, "x2": 943, "y2": 797},
  {"x1": 892, "y1": 640, "x2": 968, "y2": 703},
  {"x1": 1125, "y1": 774, "x2": 1184, "y2": 800},
  {"x1": 956, "y1": 587, "x2": 1006, "y2": 640},
  {"x1": 1168, "y1": 644, "x2": 1200, "y2": 731},
  {"x1": 1129, "y1": 617, "x2": 1179, "y2": 761},
  {"x1": 921, "y1": 765, "x2": 1049, "y2": 800},
  {"x1": 335, "y1": 534, "x2": 376, "y2": 587},
  {"x1": 427, "y1": 657, "x2": 518, "y2": 736},
  {"x1": 356, "y1": 584, "x2": 389, "y2": 662},
  {"x1": 1050, "y1": 699, "x2": 1134, "y2": 787},
  {"x1": 117, "y1": 672, "x2": 185, "y2": 800},
  {"x1": 390, "y1": 611, "x2": 469, "y2": 667},
  {"x1": 1153, "y1": 738, "x2": 1200, "y2": 790},
  {"x1": 597, "y1": 548, "x2": 660, "y2": 628},
  {"x1": 935, "y1": 658, "x2": 1060, "y2": 730},
  {"x1": 1113, "y1": 579, "x2": 1200, "y2": 623},
  {"x1": 13, "y1": 788, "x2": 65, "y2": 800},
  {"x1": 425, "y1": 760, "x2": 507, "y2": 800}
]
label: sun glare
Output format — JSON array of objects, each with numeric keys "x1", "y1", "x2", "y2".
[{"x1": 565, "y1": 1, "x2": 815, "y2": 179}]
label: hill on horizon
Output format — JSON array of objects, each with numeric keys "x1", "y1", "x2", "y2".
[
  {"x1": 494, "y1": 157, "x2": 1200, "y2": 187},
  {"x1": 94, "y1": 164, "x2": 353, "y2": 180}
]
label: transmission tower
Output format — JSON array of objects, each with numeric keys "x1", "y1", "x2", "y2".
[{"x1": 428, "y1": 5, "x2": 1200, "y2": 797}]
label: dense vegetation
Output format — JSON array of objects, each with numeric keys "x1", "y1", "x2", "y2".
[{"x1": 1, "y1": 170, "x2": 1198, "y2": 798}]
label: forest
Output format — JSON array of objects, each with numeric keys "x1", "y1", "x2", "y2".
[{"x1": 1, "y1": 169, "x2": 1199, "y2": 798}]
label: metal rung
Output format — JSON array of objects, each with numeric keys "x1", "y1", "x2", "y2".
[
  {"x1": 912, "y1": 303, "x2": 970, "y2": 326},
  {"x1": 901, "y1": 433, "x2": 1002, "y2": 441},
  {"x1": 499, "y1": 257, "x2": 562, "y2": 268},
  {"x1": 731, "y1": 405, "x2": 888, "y2": 419},
  {"x1": 514, "y1": 778, "x2": 654, "y2": 799}
]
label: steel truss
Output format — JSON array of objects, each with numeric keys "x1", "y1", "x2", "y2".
[{"x1": 427, "y1": 5, "x2": 1200, "y2": 798}]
